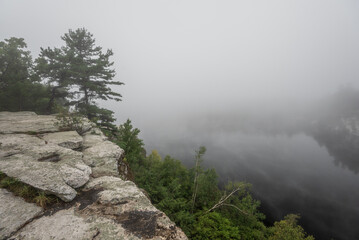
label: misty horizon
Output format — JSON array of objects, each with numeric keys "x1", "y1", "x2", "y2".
[
  {"x1": 2, "y1": 1, "x2": 359, "y2": 239},
  {"x1": 2, "y1": 1, "x2": 359, "y2": 127}
]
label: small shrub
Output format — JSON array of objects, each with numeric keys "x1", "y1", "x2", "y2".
[
  {"x1": 34, "y1": 192, "x2": 52, "y2": 208},
  {"x1": 18, "y1": 185, "x2": 37, "y2": 199},
  {"x1": 55, "y1": 109, "x2": 87, "y2": 134}
]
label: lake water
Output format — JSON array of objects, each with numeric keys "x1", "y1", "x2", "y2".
[{"x1": 145, "y1": 129, "x2": 359, "y2": 240}]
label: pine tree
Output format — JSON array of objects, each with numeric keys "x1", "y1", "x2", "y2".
[
  {"x1": 36, "y1": 47, "x2": 71, "y2": 112},
  {"x1": 0, "y1": 37, "x2": 50, "y2": 113},
  {"x1": 62, "y1": 28, "x2": 123, "y2": 118},
  {"x1": 116, "y1": 119, "x2": 145, "y2": 165},
  {"x1": 36, "y1": 28, "x2": 123, "y2": 121}
]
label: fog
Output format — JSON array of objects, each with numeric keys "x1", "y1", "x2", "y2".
[
  {"x1": 2, "y1": 0, "x2": 359, "y2": 124},
  {"x1": 2, "y1": 1, "x2": 359, "y2": 239}
]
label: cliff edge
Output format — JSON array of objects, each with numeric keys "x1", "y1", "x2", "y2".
[{"x1": 0, "y1": 112, "x2": 187, "y2": 240}]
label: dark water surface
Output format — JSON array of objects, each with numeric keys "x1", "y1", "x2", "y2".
[{"x1": 145, "y1": 130, "x2": 359, "y2": 240}]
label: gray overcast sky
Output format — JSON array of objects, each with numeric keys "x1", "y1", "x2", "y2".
[{"x1": 1, "y1": 0, "x2": 359, "y2": 126}]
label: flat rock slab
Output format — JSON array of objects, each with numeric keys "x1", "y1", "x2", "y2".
[
  {"x1": 0, "y1": 133, "x2": 91, "y2": 202},
  {"x1": 0, "y1": 112, "x2": 60, "y2": 134},
  {"x1": 0, "y1": 188, "x2": 43, "y2": 240},
  {"x1": 42, "y1": 131, "x2": 83, "y2": 150},
  {"x1": 84, "y1": 176, "x2": 157, "y2": 212},
  {"x1": 12, "y1": 207, "x2": 141, "y2": 240},
  {"x1": 0, "y1": 154, "x2": 77, "y2": 202}
]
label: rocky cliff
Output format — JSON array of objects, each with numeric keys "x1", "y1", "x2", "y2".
[{"x1": 0, "y1": 112, "x2": 187, "y2": 240}]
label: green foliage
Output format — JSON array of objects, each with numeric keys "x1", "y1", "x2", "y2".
[
  {"x1": 36, "y1": 28, "x2": 123, "y2": 119},
  {"x1": 114, "y1": 119, "x2": 145, "y2": 166},
  {"x1": 34, "y1": 192, "x2": 52, "y2": 208},
  {"x1": 55, "y1": 108, "x2": 87, "y2": 134},
  {"x1": 191, "y1": 146, "x2": 207, "y2": 212},
  {"x1": 0, "y1": 32, "x2": 122, "y2": 118},
  {"x1": 1, "y1": 29, "x2": 121, "y2": 129},
  {"x1": 268, "y1": 214, "x2": 315, "y2": 240},
  {"x1": 193, "y1": 168, "x2": 220, "y2": 210},
  {"x1": 0, "y1": 172, "x2": 58, "y2": 208},
  {"x1": 191, "y1": 212, "x2": 241, "y2": 240},
  {"x1": 0, "y1": 37, "x2": 50, "y2": 113},
  {"x1": 80, "y1": 104, "x2": 117, "y2": 134},
  {"x1": 114, "y1": 120, "x2": 265, "y2": 237},
  {"x1": 220, "y1": 182, "x2": 265, "y2": 222},
  {"x1": 35, "y1": 46, "x2": 71, "y2": 112},
  {"x1": 134, "y1": 154, "x2": 194, "y2": 235},
  {"x1": 0, "y1": 37, "x2": 32, "y2": 83},
  {"x1": 114, "y1": 120, "x2": 315, "y2": 239}
]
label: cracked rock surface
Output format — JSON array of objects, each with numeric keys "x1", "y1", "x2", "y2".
[
  {"x1": 0, "y1": 132, "x2": 90, "y2": 202},
  {"x1": 0, "y1": 112, "x2": 187, "y2": 240},
  {"x1": 12, "y1": 177, "x2": 187, "y2": 240},
  {"x1": 0, "y1": 188, "x2": 43, "y2": 240}
]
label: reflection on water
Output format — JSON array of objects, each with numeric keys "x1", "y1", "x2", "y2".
[
  {"x1": 139, "y1": 89, "x2": 359, "y2": 239},
  {"x1": 146, "y1": 130, "x2": 359, "y2": 240},
  {"x1": 310, "y1": 120, "x2": 359, "y2": 174}
]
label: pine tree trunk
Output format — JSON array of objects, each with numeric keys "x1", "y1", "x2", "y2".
[
  {"x1": 83, "y1": 86, "x2": 92, "y2": 119},
  {"x1": 46, "y1": 87, "x2": 57, "y2": 114},
  {"x1": 191, "y1": 156, "x2": 200, "y2": 213}
]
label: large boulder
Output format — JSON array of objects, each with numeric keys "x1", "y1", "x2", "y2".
[{"x1": 83, "y1": 141, "x2": 124, "y2": 177}]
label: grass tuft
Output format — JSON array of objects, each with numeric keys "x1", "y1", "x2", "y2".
[{"x1": 0, "y1": 171, "x2": 60, "y2": 208}]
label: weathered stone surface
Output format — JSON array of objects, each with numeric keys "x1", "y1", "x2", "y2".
[
  {"x1": 12, "y1": 208, "x2": 138, "y2": 240},
  {"x1": 83, "y1": 141, "x2": 124, "y2": 177},
  {"x1": 0, "y1": 189, "x2": 43, "y2": 240},
  {"x1": 0, "y1": 112, "x2": 187, "y2": 239},
  {"x1": 11, "y1": 176, "x2": 188, "y2": 239},
  {"x1": 85, "y1": 176, "x2": 156, "y2": 211},
  {"x1": 42, "y1": 131, "x2": 83, "y2": 150},
  {"x1": 0, "y1": 132, "x2": 91, "y2": 202},
  {"x1": 73, "y1": 117, "x2": 96, "y2": 135},
  {"x1": 81, "y1": 176, "x2": 188, "y2": 239},
  {"x1": 0, "y1": 154, "x2": 77, "y2": 202},
  {"x1": 82, "y1": 129, "x2": 108, "y2": 148},
  {"x1": 0, "y1": 112, "x2": 60, "y2": 134},
  {"x1": 60, "y1": 164, "x2": 91, "y2": 188}
]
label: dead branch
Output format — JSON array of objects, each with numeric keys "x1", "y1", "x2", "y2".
[{"x1": 206, "y1": 186, "x2": 249, "y2": 215}]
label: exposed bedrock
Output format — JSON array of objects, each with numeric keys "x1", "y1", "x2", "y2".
[{"x1": 0, "y1": 112, "x2": 187, "y2": 240}]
